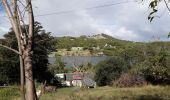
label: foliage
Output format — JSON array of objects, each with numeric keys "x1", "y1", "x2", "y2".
[
  {"x1": 32, "y1": 22, "x2": 56, "y2": 82},
  {"x1": 94, "y1": 57, "x2": 127, "y2": 86},
  {"x1": 55, "y1": 34, "x2": 134, "y2": 56},
  {"x1": 141, "y1": 0, "x2": 170, "y2": 22},
  {"x1": 0, "y1": 31, "x2": 20, "y2": 84},
  {"x1": 94, "y1": 41, "x2": 170, "y2": 86},
  {"x1": 113, "y1": 73, "x2": 147, "y2": 87},
  {"x1": 48, "y1": 56, "x2": 66, "y2": 74},
  {"x1": 78, "y1": 63, "x2": 94, "y2": 73},
  {"x1": 0, "y1": 22, "x2": 56, "y2": 84},
  {"x1": 131, "y1": 45, "x2": 170, "y2": 84}
]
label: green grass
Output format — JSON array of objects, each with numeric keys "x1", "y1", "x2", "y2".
[
  {"x1": 40, "y1": 85, "x2": 170, "y2": 100},
  {"x1": 1, "y1": 85, "x2": 170, "y2": 100},
  {"x1": 0, "y1": 87, "x2": 20, "y2": 100}
]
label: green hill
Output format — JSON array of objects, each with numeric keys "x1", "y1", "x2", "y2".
[{"x1": 54, "y1": 34, "x2": 170, "y2": 56}]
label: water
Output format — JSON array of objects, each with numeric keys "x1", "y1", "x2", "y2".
[{"x1": 48, "y1": 56, "x2": 110, "y2": 67}]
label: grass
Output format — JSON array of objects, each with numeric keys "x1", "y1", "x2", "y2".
[
  {"x1": 41, "y1": 85, "x2": 170, "y2": 100},
  {"x1": 0, "y1": 87, "x2": 20, "y2": 100},
  {"x1": 1, "y1": 85, "x2": 170, "y2": 100}
]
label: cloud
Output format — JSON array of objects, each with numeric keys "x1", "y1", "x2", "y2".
[
  {"x1": 0, "y1": 12, "x2": 10, "y2": 38},
  {"x1": 0, "y1": 0, "x2": 170, "y2": 41},
  {"x1": 0, "y1": 27, "x2": 7, "y2": 38}
]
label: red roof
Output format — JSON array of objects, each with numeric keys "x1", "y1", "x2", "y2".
[{"x1": 72, "y1": 73, "x2": 83, "y2": 80}]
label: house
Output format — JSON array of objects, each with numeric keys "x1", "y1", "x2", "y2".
[
  {"x1": 65, "y1": 73, "x2": 73, "y2": 86},
  {"x1": 55, "y1": 73, "x2": 65, "y2": 79},
  {"x1": 55, "y1": 72, "x2": 96, "y2": 88},
  {"x1": 72, "y1": 72, "x2": 84, "y2": 87},
  {"x1": 71, "y1": 47, "x2": 83, "y2": 51}
]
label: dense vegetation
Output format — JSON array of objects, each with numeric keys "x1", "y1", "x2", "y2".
[
  {"x1": 55, "y1": 34, "x2": 137, "y2": 56},
  {"x1": 0, "y1": 22, "x2": 56, "y2": 85},
  {"x1": 94, "y1": 41, "x2": 170, "y2": 86},
  {"x1": 50, "y1": 34, "x2": 170, "y2": 87}
]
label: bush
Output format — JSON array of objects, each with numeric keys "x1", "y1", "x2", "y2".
[
  {"x1": 113, "y1": 73, "x2": 147, "y2": 87},
  {"x1": 94, "y1": 57, "x2": 127, "y2": 86},
  {"x1": 133, "y1": 55, "x2": 170, "y2": 85}
]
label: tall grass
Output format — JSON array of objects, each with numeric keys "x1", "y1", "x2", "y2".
[
  {"x1": 41, "y1": 85, "x2": 170, "y2": 100},
  {"x1": 1, "y1": 85, "x2": 170, "y2": 100},
  {"x1": 0, "y1": 87, "x2": 20, "y2": 100}
]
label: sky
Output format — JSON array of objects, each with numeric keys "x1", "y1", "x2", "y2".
[{"x1": 0, "y1": 0, "x2": 170, "y2": 42}]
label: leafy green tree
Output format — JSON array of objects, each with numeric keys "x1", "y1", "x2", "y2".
[
  {"x1": 94, "y1": 57, "x2": 127, "y2": 86},
  {"x1": 32, "y1": 22, "x2": 56, "y2": 82},
  {"x1": 0, "y1": 22, "x2": 56, "y2": 84},
  {"x1": 48, "y1": 56, "x2": 65, "y2": 74},
  {"x1": 0, "y1": 31, "x2": 20, "y2": 84},
  {"x1": 133, "y1": 46, "x2": 170, "y2": 84}
]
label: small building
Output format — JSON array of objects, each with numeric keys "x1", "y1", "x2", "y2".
[
  {"x1": 55, "y1": 73, "x2": 65, "y2": 79},
  {"x1": 71, "y1": 47, "x2": 83, "y2": 51},
  {"x1": 65, "y1": 73, "x2": 73, "y2": 86},
  {"x1": 55, "y1": 72, "x2": 96, "y2": 88},
  {"x1": 72, "y1": 72, "x2": 84, "y2": 87}
]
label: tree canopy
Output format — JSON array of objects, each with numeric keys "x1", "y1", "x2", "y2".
[{"x1": 0, "y1": 22, "x2": 56, "y2": 84}]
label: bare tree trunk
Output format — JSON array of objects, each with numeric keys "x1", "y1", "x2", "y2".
[
  {"x1": 2, "y1": 0, "x2": 37, "y2": 100},
  {"x1": 2, "y1": 0, "x2": 25, "y2": 99},
  {"x1": 13, "y1": 0, "x2": 25, "y2": 99},
  {"x1": 24, "y1": 0, "x2": 37, "y2": 99},
  {"x1": 24, "y1": 49, "x2": 35, "y2": 100},
  {"x1": 20, "y1": 56, "x2": 25, "y2": 100}
]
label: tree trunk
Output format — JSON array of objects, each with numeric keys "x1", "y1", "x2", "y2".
[
  {"x1": 2, "y1": 0, "x2": 37, "y2": 99},
  {"x1": 20, "y1": 56, "x2": 25, "y2": 100},
  {"x1": 2, "y1": 1, "x2": 25, "y2": 99},
  {"x1": 24, "y1": 48, "x2": 36, "y2": 100}
]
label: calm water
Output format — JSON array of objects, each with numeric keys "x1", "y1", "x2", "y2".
[{"x1": 48, "y1": 56, "x2": 110, "y2": 67}]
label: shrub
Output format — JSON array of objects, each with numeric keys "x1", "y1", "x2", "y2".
[
  {"x1": 132, "y1": 55, "x2": 170, "y2": 85},
  {"x1": 94, "y1": 57, "x2": 127, "y2": 86},
  {"x1": 113, "y1": 73, "x2": 147, "y2": 87}
]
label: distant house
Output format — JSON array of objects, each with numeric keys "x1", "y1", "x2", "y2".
[
  {"x1": 72, "y1": 72, "x2": 84, "y2": 87},
  {"x1": 71, "y1": 47, "x2": 83, "y2": 51},
  {"x1": 92, "y1": 46, "x2": 100, "y2": 50},
  {"x1": 55, "y1": 73, "x2": 65, "y2": 79},
  {"x1": 55, "y1": 72, "x2": 96, "y2": 88},
  {"x1": 97, "y1": 52, "x2": 104, "y2": 56},
  {"x1": 104, "y1": 43, "x2": 114, "y2": 48},
  {"x1": 65, "y1": 73, "x2": 73, "y2": 86}
]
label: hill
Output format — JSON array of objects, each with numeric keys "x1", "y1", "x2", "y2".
[{"x1": 54, "y1": 33, "x2": 170, "y2": 56}]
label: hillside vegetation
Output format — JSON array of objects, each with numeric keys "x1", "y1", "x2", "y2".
[{"x1": 55, "y1": 34, "x2": 170, "y2": 56}]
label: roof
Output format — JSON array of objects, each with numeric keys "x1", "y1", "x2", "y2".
[
  {"x1": 83, "y1": 77, "x2": 96, "y2": 87},
  {"x1": 65, "y1": 73, "x2": 73, "y2": 81}
]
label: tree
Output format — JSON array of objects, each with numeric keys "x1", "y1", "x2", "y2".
[
  {"x1": 1, "y1": 0, "x2": 36, "y2": 99},
  {"x1": 134, "y1": 46, "x2": 170, "y2": 84},
  {"x1": 0, "y1": 22, "x2": 55, "y2": 84},
  {"x1": 48, "y1": 56, "x2": 66, "y2": 75},
  {"x1": 94, "y1": 57, "x2": 127, "y2": 86},
  {"x1": 0, "y1": 30, "x2": 20, "y2": 84},
  {"x1": 32, "y1": 22, "x2": 56, "y2": 82},
  {"x1": 141, "y1": 0, "x2": 170, "y2": 22}
]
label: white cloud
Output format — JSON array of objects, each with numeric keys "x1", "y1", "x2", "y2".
[
  {"x1": 0, "y1": 27, "x2": 8, "y2": 38},
  {"x1": 0, "y1": 0, "x2": 170, "y2": 41}
]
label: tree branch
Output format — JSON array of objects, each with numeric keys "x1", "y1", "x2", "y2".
[
  {"x1": 164, "y1": 0, "x2": 170, "y2": 11},
  {"x1": 0, "y1": 44, "x2": 20, "y2": 55},
  {"x1": 26, "y1": 0, "x2": 34, "y2": 42}
]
